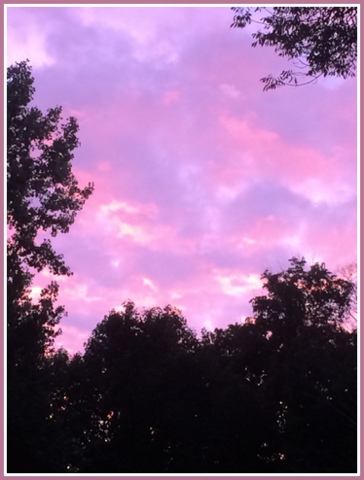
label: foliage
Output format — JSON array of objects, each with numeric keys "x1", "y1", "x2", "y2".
[
  {"x1": 247, "y1": 258, "x2": 357, "y2": 472},
  {"x1": 63, "y1": 302, "x2": 200, "y2": 473},
  {"x1": 51, "y1": 260, "x2": 356, "y2": 473},
  {"x1": 7, "y1": 61, "x2": 93, "y2": 473},
  {"x1": 7, "y1": 258, "x2": 357, "y2": 473},
  {"x1": 7, "y1": 60, "x2": 94, "y2": 276},
  {"x1": 231, "y1": 7, "x2": 357, "y2": 90}
]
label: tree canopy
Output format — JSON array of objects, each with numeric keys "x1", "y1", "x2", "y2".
[
  {"x1": 231, "y1": 7, "x2": 357, "y2": 90},
  {"x1": 33, "y1": 259, "x2": 356, "y2": 474}
]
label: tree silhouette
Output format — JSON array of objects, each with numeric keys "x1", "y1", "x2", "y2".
[
  {"x1": 247, "y1": 258, "x2": 357, "y2": 472},
  {"x1": 61, "y1": 302, "x2": 202, "y2": 472},
  {"x1": 57, "y1": 261, "x2": 356, "y2": 473},
  {"x1": 231, "y1": 7, "x2": 357, "y2": 90},
  {"x1": 7, "y1": 60, "x2": 93, "y2": 473}
]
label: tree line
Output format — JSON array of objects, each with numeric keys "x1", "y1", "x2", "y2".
[{"x1": 7, "y1": 18, "x2": 357, "y2": 473}]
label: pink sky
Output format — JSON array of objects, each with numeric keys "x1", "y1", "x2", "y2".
[{"x1": 7, "y1": 6, "x2": 357, "y2": 354}]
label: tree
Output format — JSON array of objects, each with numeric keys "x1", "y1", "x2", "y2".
[
  {"x1": 7, "y1": 60, "x2": 94, "y2": 277},
  {"x1": 247, "y1": 257, "x2": 357, "y2": 472},
  {"x1": 68, "y1": 302, "x2": 271, "y2": 473},
  {"x1": 8, "y1": 252, "x2": 355, "y2": 471},
  {"x1": 7, "y1": 59, "x2": 94, "y2": 361},
  {"x1": 7, "y1": 60, "x2": 94, "y2": 473},
  {"x1": 231, "y1": 7, "x2": 357, "y2": 90},
  {"x1": 62, "y1": 302, "x2": 201, "y2": 473},
  {"x1": 33, "y1": 258, "x2": 356, "y2": 474}
]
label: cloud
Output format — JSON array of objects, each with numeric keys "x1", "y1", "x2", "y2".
[
  {"x1": 7, "y1": 6, "x2": 357, "y2": 353},
  {"x1": 220, "y1": 83, "x2": 241, "y2": 99},
  {"x1": 213, "y1": 270, "x2": 262, "y2": 296},
  {"x1": 6, "y1": 7, "x2": 55, "y2": 67},
  {"x1": 55, "y1": 324, "x2": 90, "y2": 355}
]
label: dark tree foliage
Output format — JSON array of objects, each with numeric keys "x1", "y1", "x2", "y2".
[
  {"x1": 231, "y1": 7, "x2": 357, "y2": 90},
  {"x1": 247, "y1": 258, "x2": 357, "y2": 472},
  {"x1": 49, "y1": 260, "x2": 356, "y2": 474},
  {"x1": 7, "y1": 61, "x2": 93, "y2": 473},
  {"x1": 7, "y1": 60, "x2": 94, "y2": 277},
  {"x1": 63, "y1": 302, "x2": 201, "y2": 473}
]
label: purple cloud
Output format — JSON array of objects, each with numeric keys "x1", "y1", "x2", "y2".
[{"x1": 7, "y1": 6, "x2": 357, "y2": 353}]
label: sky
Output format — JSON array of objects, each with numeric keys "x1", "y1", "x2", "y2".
[{"x1": 6, "y1": 6, "x2": 358, "y2": 355}]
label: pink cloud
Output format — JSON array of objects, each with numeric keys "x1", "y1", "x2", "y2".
[
  {"x1": 207, "y1": 112, "x2": 343, "y2": 192},
  {"x1": 163, "y1": 90, "x2": 182, "y2": 105},
  {"x1": 7, "y1": 6, "x2": 357, "y2": 353},
  {"x1": 54, "y1": 324, "x2": 90, "y2": 355},
  {"x1": 213, "y1": 269, "x2": 263, "y2": 297}
]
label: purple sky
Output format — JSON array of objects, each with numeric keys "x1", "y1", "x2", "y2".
[{"x1": 7, "y1": 6, "x2": 357, "y2": 354}]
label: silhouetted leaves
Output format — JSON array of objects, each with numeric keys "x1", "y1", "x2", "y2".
[
  {"x1": 7, "y1": 60, "x2": 94, "y2": 276},
  {"x1": 52, "y1": 260, "x2": 356, "y2": 473},
  {"x1": 7, "y1": 61, "x2": 93, "y2": 473},
  {"x1": 231, "y1": 7, "x2": 357, "y2": 90},
  {"x1": 8, "y1": 259, "x2": 357, "y2": 473}
]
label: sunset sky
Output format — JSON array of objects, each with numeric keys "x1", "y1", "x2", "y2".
[{"x1": 6, "y1": 6, "x2": 357, "y2": 354}]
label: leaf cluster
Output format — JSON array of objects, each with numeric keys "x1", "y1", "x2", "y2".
[
  {"x1": 7, "y1": 61, "x2": 94, "y2": 276},
  {"x1": 231, "y1": 7, "x2": 357, "y2": 90}
]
